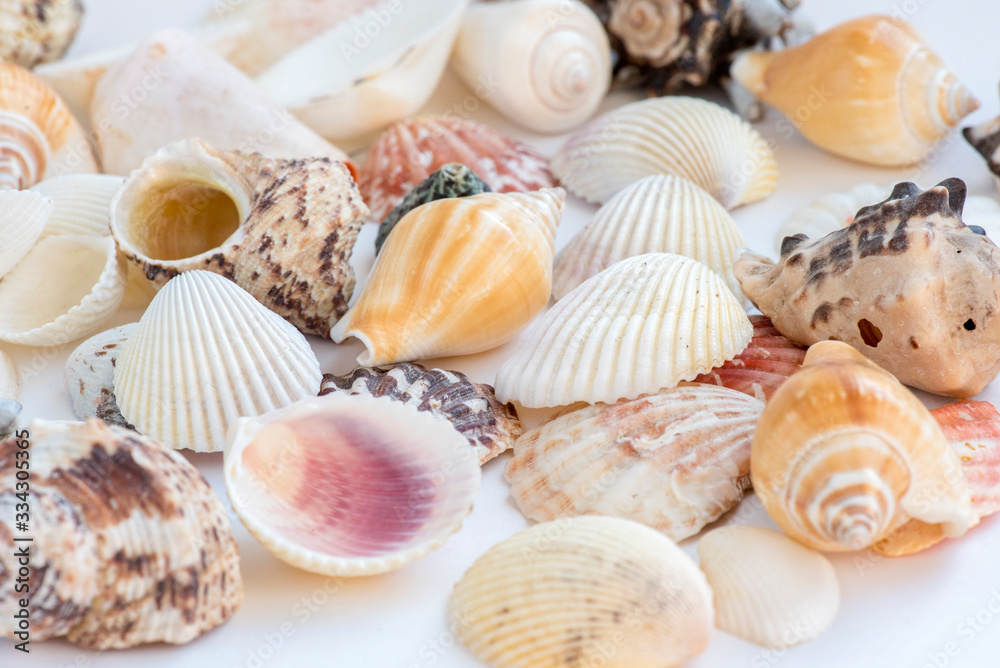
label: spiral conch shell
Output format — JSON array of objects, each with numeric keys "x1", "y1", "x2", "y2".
[
  {"x1": 450, "y1": 0, "x2": 611, "y2": 134},
  {"x1": 0, "y1": 0, "x2": 83, "y2": 68},
  {"x1": 730, "y1": 15, "x2": 978, "y2": 166},
  {"x1": 751, "y1": 341, "x2": 973, "y2": 552}
]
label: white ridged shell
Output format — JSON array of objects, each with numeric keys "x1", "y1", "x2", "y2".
[
  {"x1": 495, "y1": 253, "x2": 753, "y2": 408},
  {"x1": 114, "y1": 270, "x2": 322, "y2": 452},
  {"x1": 697, "y1": 525, "x2": 840, "y2": 649},
  {"x1": 31, "y1": 174, "x2": 125, "y2": 238},
  {"x1": 449, "y1": 516, "x2": 714, "y2": 668},
  {"x1": 0, "y1": 189, "x2": 51, "y2": 279},
  {"x1": 0, "y1": 347, "x2": 17, "y2": 399},
  {"x1": 550, "y1": 96, "x2": 778, "y2": 209},
  {"x1": 553, "y1": 175, "x2": 747, "y2": 302}
]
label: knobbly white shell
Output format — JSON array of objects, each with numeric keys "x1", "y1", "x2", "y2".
[
  {"x1": 0, "y1": 189, "x2": 51, "y2": 279},
  {"x1": 114, "y1": 271, "x2": 323, "y2": 452},
  {"x1": 0, "y1": 0, "x2": 82, "y2": 69},
  {"x1": 495, "y1": 253, "x2": 753, "y2": 408},
  {"x1": 698, "y1": 525, "x2": 840, "y2": 649},
  {"x1": 224, "y1": 393, "x2": 481, "y2": 576},
  {"x1": 551, "y1": 96, "x2": 778, "y2": 209},
  {"x1": 64, "y1": 324, "x2": 135, "y2": 428},
  {"x1": 553, "y1": 174, "x2": 747, "y2": 302},
  {"x1": 449, "y1": 516, "x2": 714, "y2": 668},
  {"x1": 0, "y1": 348, "x2": 17, "y2": 399}
]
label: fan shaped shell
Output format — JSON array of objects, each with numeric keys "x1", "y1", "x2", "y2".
[{"x1": 0, "y1": 189, "x2": 51, "y2": 280}]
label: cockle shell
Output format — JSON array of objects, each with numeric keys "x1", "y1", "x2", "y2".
[
  {"x1": 110, "y1": 138, "x2": 367, "y2": 336},
  {"x1": 114, "y1": 271, "x2": 323, "y2": 453},
  {"x1": 551, "y1": 96, "x2": 778, "y2": 209},
  {"x1": 224, "y1": 393, "x2": 481, "y2": 576},
  {"x1": 256, "y1": 0, "x2": 467, "y2": 151},
  {"x1": 320, "y1": 362, "x2": 521, "y2": 465},
  {"x1": 451, "y1": 0, "x2": 611, "y2": 134},
  {"x1": 63, "y1": 324, "x2": 136, "y2": 429},
  {"x1": 91, "y1": 30, "x2": 352, "y2": 177},
  {"x1": 0, "y1": 0, "x2": 82, "y2": 68},
  {"x1": 0, "y1": 419, "x2": 242, "y2": 649},
  {"x1": 449, "y1": 516, "x2": 714, "y2": 668},
  {"x1": 730, "y1": 15, "x2": 978, "y2": 166},
  {"x1": 0, "y1": 189, "x2": 50, "y2": 279},
  {"x1": 359, "y1": 116, "x2": 557, "y2": 221},
  {"x1": 751, "y1": 341, "x2": 973, "y2": 552},
  {"x1": 31, "y1": 173, "x2": 125, "y2": 238},
  {"x1": 0, "y1": 63, "x2": 98, "y2": 189},
  {"x1": 697, "y1": 525, "x2": 839, "y2": 649},
  {"x1": 495, "y1": 253, "x2": 753, "y2": 408},
  {"x1": 332, "y1": 189, "x2": 564, "y2": 365},
  {"x1": 0, "y1": 348, "x2": 17, "y2": 399},
  {"x1": 552, "y1": 174, "x2": 747, "y2": 301},
  {"x1": 737, "y1": 179, "x2": 1000, "y2": 398},
  {"x1": 506, "y1": 384, "x2": 763, "y2": 541}
]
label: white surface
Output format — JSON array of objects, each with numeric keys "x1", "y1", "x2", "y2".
[{"x1": 6, "y1": 0, "x2": 1000, "y2": 666}]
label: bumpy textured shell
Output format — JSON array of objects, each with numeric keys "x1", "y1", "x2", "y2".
[
  {"x1": 0, "y1": 419, "x2": 242, "y2": 649},
  {"x1": 698, "y1": 525, "x2": 839, "y2": 649},
  {"x1": 224, "y1": 393, "x2": 481, "y2": 576},
  {"x1": 332, "y1": 189, "x2": 563, "y2": 365},
  {"x1": 506, "y1": 384, "x2": 763, "y2": 540},
  {"x1": 495, "y1": 253, "x2": 753, "y2": 408},
  {"x1": 376, "y1": 163, "x2": 491, "y2": 255},
  {"x1": 64, "y1": 324, "x2": 136, "y2": 429},
  {"x1": 552, "y1": 174, "x2": 747, "y2": 301},
  {"x1": 449, "y1": 516, "x2": 714, "y2": 668},
  {"x1": 751, "y1": 341, "x2": 973, "y2": 552},
  {"x1": 320, "y1": 362, "x2": 521, "y2": 464},
  {"x1": 964, "y1": 113, "x2": 1000, "y2": 182},
  {"x1": 114, "y1": 271, "x2": 323, "y2": 453},
  {"x1": 737, "y1": 179, "x2": 1000, "y2": 398},
  {"x1": 358, "y1": 116, "x2": 557, "y2": 221},
  {"x1": 110, "y1": 138, "x2": 367, "y2": 336},
  {"x1": 0, "y1": 189, "x2": 50, "y2": 279},
  {"x1": 0, "y1": 0, "x2": 83, "y2": 68},
  {"x1": 551, "y1": 96, "x2": 778, "y2": 209}
]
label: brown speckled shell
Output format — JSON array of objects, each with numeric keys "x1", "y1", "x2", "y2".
[
  {"x1": 63, "y1": 324, "x2": 135, "y2": 430},
  {"x1": 0, "y1": 0, "x2": 83, "y2": 69}
]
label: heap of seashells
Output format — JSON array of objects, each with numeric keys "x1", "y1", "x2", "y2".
[{"x1": 2, "y1": 0, "x2": 1000, "y2": 665}]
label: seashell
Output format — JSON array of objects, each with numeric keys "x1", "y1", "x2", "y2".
[
  {"x1": 737, "y1": 179, "x2": 1000, "y2": 398},
  {"x1": 506, "y1": 384, "x2": 763, "y2": 541},
  {"x1": 730, "y1": 15, "x2": 979, "y2": 166},
  {"x1": 0, "y1": 189, "x2": 50, "y2": 279},
  {"x1": 495, "y1": 253, "x2": 753, "y2": 408},
  {"x1": 358, "y1": 116, "x2": 557, "y2": 221},
  {"x1": 964, "y1": 110, "x2": 1000, "y2": 194},
  {"x1": 376, "y1": 162, "x2": 491, "y2": 256},
  {"x1": 256, "y1": 0, "x2": 467, "y2": 151},
  {"x1": 551, "y1": 96, "x2": 778, "y2": 209},
  {"x1": 0, "y1": 419, "x2": 242, "y2": 649},
  {"x1": 63, "y1": 324, "x2": 136, "y2": 430},
  {"x1": 0, "y1": 63, "x2": 98, "y2": 190},
  {"x1": 450, "y1": 0, "x2": 611, "y2": 134},
  {"x1": 449, "y1": 515, "x2": 714, "y2": 668},
  {"x1": 30, "y1": 173, "x2": 125, "y2": 238},
  {"x1": 751, "y1": 340, "x2": 973, "y2": 552},
  {"x1": 332, "y1": 189, "x2": 564, "y2": 365},
  {"x1": 114, "y1": 271, "x2": 323, "y2": 453},
  {"x1": 0, "y1": 348, "x2": 17, "y2": 400},
  {"x1": 0, "y1": 0, "x2": 82, "y2": 68},
  {"x1": 319, "y1": 362, "x2": 521, "y2": 465},
  {"x1": 697, "y1": 525, "x2": 839, "y2": 649},
  {"x1": 0, "y1": 399, "x2": 19, "y2": 438},
  {"x1": 224, "y1": 393, "x2": 481, "y2": 576},
  {"x1": 110, "y1": 138, "x2": 367, "y2": 336},
  {"x1": 552, "y1": 174, "x2": 747, "y2": 301},
  {"x1": 692, "y1": 315, "x2": 806, "y2": 402},
  {"x1": 0, "y1": 234, "x2": 127, "y2": 347},
  {"x1": 91, "y1": 30, "x2": 353, "y2": 177}
]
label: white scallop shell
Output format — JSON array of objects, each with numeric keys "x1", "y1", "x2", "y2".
[
  {"x1": 114, "y1": 270, "x2": 322, "y2": 453},
  {"x1": 0, "y1": 189, "x2": 51, "y2": 279},
  {"x1": 697, "y1": 525, "x2": 840, "y2": 649},
  {"x1": 224, "y1": 392, "x2": 481, "y2": 576},
  {"x1": 0, "y1": 347, "x2": 17, "y2": 399},
  {"x1": 31, "y1": 174, "x2": 125, "y2": 238},
  {"x1": 550, "y1": 96, "x2": 778, "y2": 209},
  {"x1": 553, "y1": 175, "x2": 747, "y2": 302},
  {"x1": 495, "y1": 253, "x2": 753, "y2": 408},
  {"x1": 449, "y1": 516, "x2": 714, "y2": 668}
]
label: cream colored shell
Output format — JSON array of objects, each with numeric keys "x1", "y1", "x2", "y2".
[
  {"x1": 0, "y1": 348, "x2": 17, "y2": 399},
  {"x1": 31, "y1": 174, "x2": 124, "y2": 238},
  {"x1": 0, "y1": 0, "x2": 82, "y2": 69},
  {"x1": 0, "y1": 189, "x2": 50, "y2": 280}
]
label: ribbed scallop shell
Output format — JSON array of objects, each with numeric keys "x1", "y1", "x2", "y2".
[
  {"x1": 224, "y1": 393, "x2": 481, "y2": 576},
  {"x1": 0, "y1": 0, "x2": 82, "y2": 68},
  {"x1": 751, "y1": 341, "x2": 973, "y2": 552},
  {"x1": 449, "y1": 516, "x2": 714, "y2": 668},
  {"x1": 320, "y1": 362, "x2": 521, "y2": 465},
  {"x1": 550, "y1": 96, "x2": 778, "y2": 209},
  {"x1": 64, "y1": 324, "x2": 136, "y2": 429},
  {"x1": 506, "y1": 384, "x2": 763, "y2": 541},
  {"x1": 697, "y1": 525, "x2": 839, "y2": 649},
  {"x1": 0, "y1": 189, "x2": 50, "y2": 279},
  {"x1": 495, "y1": 253, "x2": 753, "y2": 408},
  {"x1": 0, "y1": 419, "x2": 242, "y2": 649},
  {"x1": 31, "y1": 174, "x2": 124, "y2": 238},
  {"x1": 114, "y1": 271, "x2": 323, "y2": 452},
  {"x1": 552, "y1": 174, "x2": 747, "y2": 301},
  {"x1": 0, "y1": 348, "x2": 17, "y2": 399},
  {"x1": 331, "y1": 189, "x2": 563, "y2": 365},
  {"x1": 358, "y1": 116, "x2": 558, "y2": 221}
]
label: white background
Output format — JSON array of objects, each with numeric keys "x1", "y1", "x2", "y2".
[{"x1": 8, "y1": 0, "x2": 1000, "y2": 667}]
